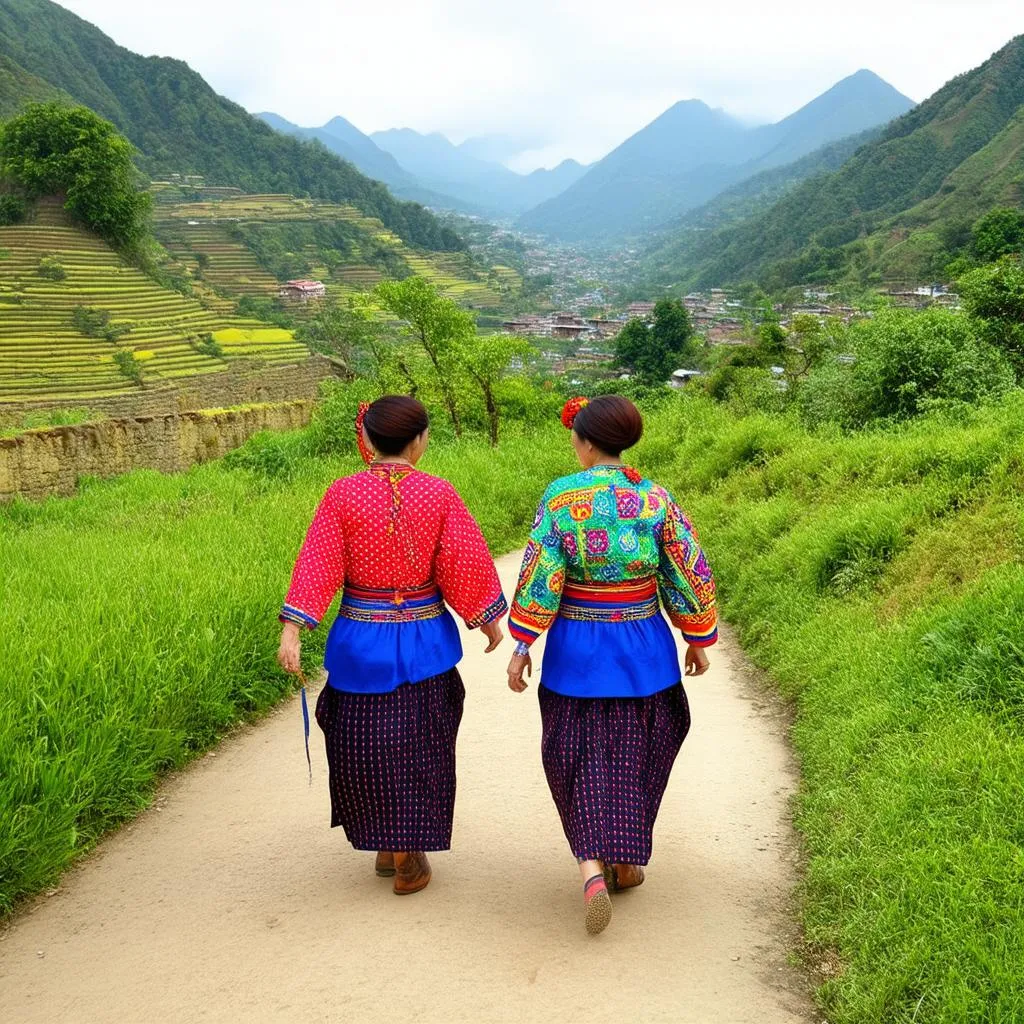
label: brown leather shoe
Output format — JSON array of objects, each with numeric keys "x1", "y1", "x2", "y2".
[
  {"x1": 607, "y1": 863, "x2": 645, "y2": 891},
  {"x1": 393, "y1": 851, "x2": 431, "y2": 895},
  {"x1": 375, "y1": 851, "x2": 396, "y2": 877}
]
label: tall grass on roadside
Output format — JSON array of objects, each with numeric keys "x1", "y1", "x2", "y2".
[
  {"x1": 0, "y1": 416, "x2": 573, "y2": 913},
  {"x1": 646, "y1": 393, "x2": 1024, "y2": 1024},
  {"x1": 6, "y1": 380, "x2": 1024, "y2": 1023}
]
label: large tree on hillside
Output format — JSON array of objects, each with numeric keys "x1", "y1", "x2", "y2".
[
  {"x1": 971, "y1": 208, "x2": 1024, "y2": 264},
  {"x1": 615, "y1": 298, "x2": 698, "y2": 383},
  {"x1": 375, "y1": 277, "x2": 474, "y2": 436},
  {"x1": 0, "y1": 102, "x2": 150, "y2": 253},
  {"x1": 959, "y1": 256, "x2": 1024, "y2": 377}
]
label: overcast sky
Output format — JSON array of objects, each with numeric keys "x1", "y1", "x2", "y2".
[{"x1": 62, "y1": 0, "x2": 1023, "y2": 171}]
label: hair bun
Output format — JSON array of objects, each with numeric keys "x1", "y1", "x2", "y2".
[{"x1": 561, "y1": 396, "x2": 590, "y2": 430}]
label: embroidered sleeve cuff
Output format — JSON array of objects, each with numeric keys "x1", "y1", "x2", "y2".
[
  {"x1": 508, "y1": 617, "x2": 542, "y2": 646},
  {"x1": 465, "y1": 594, "x2": 509, "y2": 630},
  {"x1": 676, "y1": 608, "x2": 718, "y2": 647},
  {"x1": 279, "y1": 604, "x2": 319, "y2": 630}
]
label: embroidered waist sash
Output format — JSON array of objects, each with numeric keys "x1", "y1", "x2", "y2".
[
  {"x1": 339, "y1": 582, "x2": 445, "y2": 623},
  {"x1": 558, "y1": 578, "x2": 659, "y2": 622}
]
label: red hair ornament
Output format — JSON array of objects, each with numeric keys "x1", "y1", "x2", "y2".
[{"x1": 561, "y1": 396, "x2": 589, "y2": 430}]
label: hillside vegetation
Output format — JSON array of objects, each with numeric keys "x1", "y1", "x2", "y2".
[
  {"x1": 152, "y1": 191, "x2": 517, "y2": 310},
  {"x1": 0, "y1": 199, "x2": 307, "y2": 403},
  {"x1": 0, "y1": 52, "x2": 65, "y2": 119},
  {"x1": 647, "y1": 35, "x2": 1024, "y2": 290},
  {"x1": 0, "y1": 0, "x2": 463, "y2": 253}
]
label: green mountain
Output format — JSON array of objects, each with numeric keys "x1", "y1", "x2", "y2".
[
  {"x1": 657, "y1": 35, "x2": 1024, "y2": 291},
  {"x1": 518, "y1": 71, "x2": 914, "y2": 241},
  {"x1": 639, "y1": 127, "x2": 884, "y2": 285},
  {"x1": 0, "y1": 52, "x2": 65, "y2": 119},
  {"x1": 0, "y1": 0, "x2": 463, "y2": 252}
]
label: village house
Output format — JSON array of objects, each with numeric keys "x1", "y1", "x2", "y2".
[
  {"x1": 279, "y1": 279, "x2": 326, "y2": 302},
  {"x1": 626, "y1": 301, "x2": 656, "y2": 319}
]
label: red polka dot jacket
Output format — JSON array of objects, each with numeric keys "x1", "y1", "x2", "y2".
[{"x1": 281, "y1": 464, "x2": 507, "y2": 631}]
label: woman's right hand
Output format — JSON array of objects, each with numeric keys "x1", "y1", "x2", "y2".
[
  {"x1": 507, "y1": 652, "x2": 532, "y2": 693},
  {"x1": 278, "y1": 622, "x2": 302, "y2": 675}
]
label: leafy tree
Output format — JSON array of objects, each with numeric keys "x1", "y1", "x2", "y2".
[
  {"x1": 460, "y1": 334, "x2": 532, "y2": 446},
  {"x1": 0, "y1": 192, "x2": 25, "y2": 225},
  {"x1": 615, "y1": 298, "x2": 697, "y2": 383},
  {"x1": 971, "y1": 207, "x2": 1024, "y2": 263},
  {"x1": 755, "y1": 305, "x2": 788, "y2": 366},
  {"x1": 375, "y1": 277, "x2": 474, "y2": 435},
  {"x1": 958, "y1": 256, "x2": 1024, "y2": 376},
  {"x1": 0, "y1": 103, "x2": 150, "y2": 254}
]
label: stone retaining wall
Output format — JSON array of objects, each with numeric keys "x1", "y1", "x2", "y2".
[{"x1": 0, "y1": 400, "x2": 314, "y2": 502}]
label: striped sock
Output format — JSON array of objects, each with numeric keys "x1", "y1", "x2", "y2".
[{"x1": 583, "y1": 874, "x2": 608, "y2": 904}]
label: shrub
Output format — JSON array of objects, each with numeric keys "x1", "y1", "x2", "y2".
[
  {"x1": 112, "y1": 348, "x2": 144, "y2": 385},
  {"x1": 191, "y1": 333, "x2": 224, "y2": 359},
  {"x1": 37, "y1": 256, "x2": 66, "y2": 281},
  {"x1": 0, "y1": 193, "x2": 26, "y2": 226},
  {"x1": 71, "y1": 306, "x2": 131, "y2": 341},
  {"x1": 802, "y1": 307, "x2": 1014, "y2": 426}
]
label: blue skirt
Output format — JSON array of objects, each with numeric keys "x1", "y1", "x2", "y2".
[
  {"x1": 323, "y1": 584, "x2": 463, "y2": 694},
  {"x1": 540, "y1": 611, "x2": 681, "y2": 699}
]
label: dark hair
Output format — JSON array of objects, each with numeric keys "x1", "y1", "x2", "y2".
[
  {"x1": 573, "y1": 395, "x2": 643, "y2": 455},
  {"x1": 364, "y1": 395, "x2": 429, "y2": 455}
]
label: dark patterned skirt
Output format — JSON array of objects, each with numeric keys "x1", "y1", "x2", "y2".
[
  {"x1": 538, "y1": 682, "x2": 691, "y2": 865},
  {"x1": 315, "y1": 669, "x2": 465, "y2": 852}
]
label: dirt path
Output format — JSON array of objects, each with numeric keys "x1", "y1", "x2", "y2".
[{"x1": 1, "y1": 553, "x2": 815, "y2": 1024}]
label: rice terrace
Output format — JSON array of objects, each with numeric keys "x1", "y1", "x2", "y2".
[{"x1": 2, "y1": 2, "x2": 1024, "y2": 1023}]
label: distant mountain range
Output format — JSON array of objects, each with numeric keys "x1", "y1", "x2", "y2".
[
  {"x1": 638, "y1": 34, "x2": 1024, "y2": 290},
  {"x1": 518, "y1": 70, "x2": 916, "y2": 241},
  {"x1": 256, "y1": 113, "x2": 589, "y2": 217},
  {"x1": 0, "y1": 0, "x2": 463, "y2": 252}
]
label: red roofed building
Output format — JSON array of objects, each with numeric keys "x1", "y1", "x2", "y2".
[{"x1": 279, "y1": 279, "x2": 326, "y2": 302}]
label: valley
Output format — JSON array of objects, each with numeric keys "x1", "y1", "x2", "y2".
[{"x1": 1, "y1": 3, "x2": 1024, "y2": 1022}]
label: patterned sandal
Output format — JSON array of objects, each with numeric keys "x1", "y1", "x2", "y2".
[{"x1": 583, "y1": 874, "x2": 612, "y2": 935}]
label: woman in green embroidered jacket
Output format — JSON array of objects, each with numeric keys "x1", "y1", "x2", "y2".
[{"x1": 506, "y1": 394, "x2": 717, "y2": 935}]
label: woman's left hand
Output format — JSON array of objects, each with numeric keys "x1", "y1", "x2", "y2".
[
  {"x1": 684, "y1": 644, "x2": 710, "y2": 677},
  {"x1": 507, "y1": 653, "x2": 532, "y2": 693}
]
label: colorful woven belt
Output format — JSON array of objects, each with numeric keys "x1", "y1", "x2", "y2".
[
  {"x1": 559, "y1": 578, "x2": 660, "y2": 623},
  {"x1": 339, "y1": 582, "x2": 445, "y2": 623}
]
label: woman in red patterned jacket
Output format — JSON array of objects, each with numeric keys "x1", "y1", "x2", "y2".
[{"x1": 277, "y1": 395, "x2": 506, "y2": 895}]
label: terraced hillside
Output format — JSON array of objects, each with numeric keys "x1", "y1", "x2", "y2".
[
  {"x1": 152, "y1": 192, "x2": 519, "y2": 310},
  {"x1": 0, "y1": 201, "x2": 309, "y2": 404}
]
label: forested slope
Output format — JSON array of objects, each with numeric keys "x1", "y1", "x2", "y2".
[
  {"x1": 0, "y1": 0, "x2": 464, "y2": 252},
  {"x1": 646, "y1": 35, "x2": 1024, "y2": 290}
]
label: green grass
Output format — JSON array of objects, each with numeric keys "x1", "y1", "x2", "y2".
[
  {"x1": 638, "y1": 393, "x2": 1024, "y2": 1024},
  {"x1": 4, "y1": 384, "x2": 1024, "y2": 1022},
  {"x1": 0, "y1": 412, "x2": 573, "y2": 915}
]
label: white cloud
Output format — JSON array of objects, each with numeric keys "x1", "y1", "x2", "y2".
[{"x1": 60, "y1": 0, "x2": 1023, "y2": 170}]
